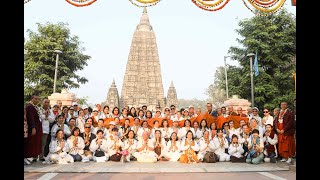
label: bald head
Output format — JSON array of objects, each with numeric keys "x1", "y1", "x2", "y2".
[{"x1": 42, "y1": 99, "x2": 50, "y2": 108}]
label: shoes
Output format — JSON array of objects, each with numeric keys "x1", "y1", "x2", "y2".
[
  {"x1": 270, "y1": 158, "x2": 276, "y2": 163},
  {"x1": 24, "y1": 158, "x2": 31, "y2": 165},
  {"x1": 286, "y1": 158, "x2": 292, "y2": 163},
  {"x1": 280, "y1": 158, "x2": 287, "y2": 162}
]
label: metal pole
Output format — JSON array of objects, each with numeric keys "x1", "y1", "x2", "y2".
[
  {"x1": 53, "y1": 53, "x2": 59, "y2": 93},
  {"x1": 224, "y1": 56, "x2": 229, "y2": 99},
  {"x1": 250, "y1": 56, "x2": 254, "y2": 108}
]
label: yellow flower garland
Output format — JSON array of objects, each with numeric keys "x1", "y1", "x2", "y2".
[
  {"x1": 247, "y1": 0, "x2": 286, "y2": 13},
  {"x1": 136, "y1": 0, "x2": 159, "y2": 3},
  {"x1": 196, "y1": 0, "x2": 224, "y2": 7}
]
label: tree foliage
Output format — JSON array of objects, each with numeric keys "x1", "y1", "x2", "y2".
[
  {"x1": 207, "y1": 9, "x2": 296, "y2": 111},
  {"x1": 24, "y1": 22, "x2": 91, "y2": 102}
]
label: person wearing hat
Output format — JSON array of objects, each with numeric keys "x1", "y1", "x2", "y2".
[
  {"x1": 188, "y1": 105, "x2": 197, "y2": 118},
  {"x1": 153, "y1": 105, "x2": 163, "y2": 117},
  {"x1": 52, "y1": 104, "x2": 60, "y2": 117},
  {"x1": 72, "y1": 102, "x2": 79, "y2": 117},
  {"x1": 251, "y1": 107, "x2": 262, "y2": 127},
  {"x1": 91, "y1": 107, "x2": 99, "y2": 127},
  {"x1": 163, "y1": 107, "x2": 171, "y2": 119},
  {"x1": 81, "y1": 105, "x2": 90, "y2": 119},
  {"x1": 154, "y1": 109, "x2": 162, "y2": 118},
  {"x1": 182, "y1": 108, "x2": 190, "y2": 120}
]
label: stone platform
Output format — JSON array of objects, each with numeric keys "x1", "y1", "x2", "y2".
[{"x1": 24, "y1": 161, "x2": 291, "y2": 173}]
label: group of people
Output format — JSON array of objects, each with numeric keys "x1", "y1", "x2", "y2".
[{"x1": 24, "y1": 95, "x2": 296, "y2": 166}]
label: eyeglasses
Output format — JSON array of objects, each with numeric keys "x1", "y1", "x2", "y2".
[
  {"x1": 165, "y1": 109, "x2": 170, "y2": 111},
  {"x1": 85, "y1": 127, "x2": 91, "y2": 128},
  {"x1": 264, "y1": 111, "x2": 269, "y2": 113}
]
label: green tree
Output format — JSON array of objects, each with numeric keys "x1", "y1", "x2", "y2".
[
  {"x1": 24, "y1": 22, "x2": 91, "y2": 102},
  {"x1": 208, "y1": 9, "x2": 296, "y2": 111}
]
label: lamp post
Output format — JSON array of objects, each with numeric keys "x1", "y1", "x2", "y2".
[
  {"x1": 247, "y1": 53, "x2": 255, "y2": 108},
  {"x1": 53, "y1": 50, "x2": 62, "y2": 93},
  {"x1": 224, "y1": 56, "x2": 231, "y2": 99}
]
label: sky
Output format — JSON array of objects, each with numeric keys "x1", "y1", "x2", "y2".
[{"x1": 24, "y1": 0, "x2": 296, "y2": 104}]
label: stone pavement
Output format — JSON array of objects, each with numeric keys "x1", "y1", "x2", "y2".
[{"x1": 24, "y1": 161, "x2": 292, "y2": 173}]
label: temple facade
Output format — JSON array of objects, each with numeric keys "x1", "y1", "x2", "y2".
[{"x1": 106, "y1": 8, "x2": 178, "y2": 112}]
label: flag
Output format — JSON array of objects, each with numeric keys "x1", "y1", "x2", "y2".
[{"x1": 254, "y1": 52, "x2": 259, "y2": 76}]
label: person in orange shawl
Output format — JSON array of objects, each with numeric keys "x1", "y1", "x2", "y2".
[
  {"x1": 274, "y1": 101, "x2": 295, "y2": 164},
  {"x1": 179, "y1": 130, "x2": 200, "y2": 163}
]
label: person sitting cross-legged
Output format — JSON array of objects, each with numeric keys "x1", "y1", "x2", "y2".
[
  {"x1": 89, "y1": 129, "x2": 109, "y2": 162},
  {"x1": 45, "y1": 129, "x2": 74, "y2": 164}
]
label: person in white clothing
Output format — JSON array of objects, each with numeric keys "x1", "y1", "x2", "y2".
[
  {"x1": 263, "y1": 124, "x2": 278, "y2": 163},
  {"x1": 45, "y1": 129, "x2": 74, "y2": 164},
  {"x1": 262, "y1": 108, "x2": 274, "y2": 127},
  {"x1": 107, "y1": 127, "x2": 124, "y2": 162},
  {"x1": 137, "y1": 120, "x2": 151, "y2": 141},
  {"x1": 193, "y1": 121, "x2": 203, "y2": 145},
  {"x1": 212, "y1": 129, "x2": 230, "y2": 162},
  {"x1": 150, "y1": 120, "x2": 161, "y2": 139},
  {"x1": 228, "y1": 134, "x2": 246, "y2": 163},
  {"x1": 76, "y1": 109, "x2": 86, "y2": 133},
  {"x1": 169, "y1": 119, "x2": 180, "y2": 140},
  {"x1": 100, "y1": 105, "x2": 111, "y2": 119},
  {"x1": 160, "y1": 119, "x2": 170, "y2": 142},
  {"x1": 39, "y1": 99, "x2": 55, "y2": 160},
  {"x1": 122, "y1": 130, "x2": 138, "y2": 162},
  {"x1": 130, "y1": 117, "x2": 141, "y2": 135},
  {"x1": 179, "y1": 130, "x2": 200, "y2": 163},
  {"x1": 89, "y1": 129, "x2": 109, "y2": 162},
  {"x1": 178, "y1": 119, "x2": 195, "y2": 141},
  {"x1": 250, "y1": 118, "x2": 264, "y2": 138},
  {"x1": 198, "y1": 131, "x2": 215, "y2": 162},
  {"x1": 209, "y1": 122, "x2": 217, "y2": 140},
  {"x1": 251, "y1": 107, "x2": 262, "y2": 127},
  {"x1": 236, "y1": 119, "x2": 247, "y2": 135},
  {"x1": 228, "y1": 120, "x2": 240, "y2": 139},
  {"x1": 134, "y1": 131, "x2": 158, "y2": 163},
  {"x1": 51, "y1": 114, "x2": 71, "y2": 141},
  {"x1": 246, "y1": 129, "x2": 264, "y2": 164},
  {"x1": 163, "y1": 132, "x2": 182, "y2": 161},
  {"x1": 93, "y1": 119, "x2": 108, "y2": 138},
  {"x1": 67, "y1": 127, "x2": 85, "y2": 162},
  {"x1": 152, "y1": 130, "x2": 166, "y2": 160}
]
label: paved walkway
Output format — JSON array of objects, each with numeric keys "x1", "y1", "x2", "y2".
[{"x1": 24, "y1": 161, "x2": 291, "y2": 173}]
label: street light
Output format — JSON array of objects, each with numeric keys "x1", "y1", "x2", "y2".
[
  {"x1": 224, "y1": 55, "x2": 231, "y2": 99},
  {"x1": 53, "y1": 50, "x2": 62, "y2": 93},
  {"x1": 247, "y1": 53, "x2": 255, "y2": 108}
]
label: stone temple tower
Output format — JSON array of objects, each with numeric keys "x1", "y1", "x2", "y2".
[
  {"x1": 166, "y1": 81, "x2": 178, "y2": 108},
  {"x1": 106, "y1": 79, "x2": 120, "y2": 110},
  {"x1": 120, "y1": 7, "x2": 165, "y2": 111}
]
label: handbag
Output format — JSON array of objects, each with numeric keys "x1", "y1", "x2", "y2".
[
  {"x1": 203, "y1": 152, "x2": 216, "y2": 163},
  {"x1": 154, "y1": 146, "x2": 161, "y2": 156},
  {"x1": 95, "y1": 150, "x2": 105, "y2": 157}
]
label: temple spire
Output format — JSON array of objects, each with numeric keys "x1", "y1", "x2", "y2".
[{"x1": 143, "y1": 7, "x2": 147, "y2": 14}]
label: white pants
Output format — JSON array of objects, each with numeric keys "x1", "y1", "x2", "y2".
[
  {"x1": 49, "y1": 153, "x2": 74, "y2": 164},
  {"x1": 134, "y1": 151, "x2": 157, "y2": 163},
  {"x1": 217, "y1": 153, "x2": 230, "y2": 161}
]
